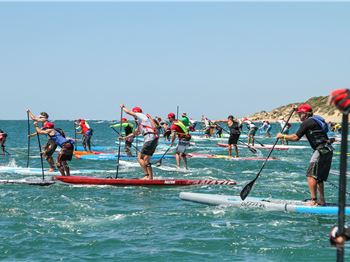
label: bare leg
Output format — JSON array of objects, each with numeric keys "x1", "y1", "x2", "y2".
[
  {"x1": 181, "y1": 153, "x2": 188, "y2": 170},
  {"x1": 175, "y1": 153, "x2": 181, "y2": 168},
  {"x1": 233, "y1": 144, "x2": 239, "y2": 158},
  {"x1": 138, "y1": 154, "x2": 153, "y2": 179},
  {"x1": 317, "y1": 181, "x2": 325, "y2": 205},
  {"x1": 125, "y1": 143, "x2": 132, "y2": 157},
  {"x1": 87, "y1": 136, "x2": 92, "y2": 152},
  {"x1": 62, "y1": 161, "x2": 70, "y2": 176},
  {"x1": 56, "y1": 160, "x2": 65, "y2": 176},
  {"x1": 144, "y1": 155, "x2": 153, "y2": 179},
  {"x1": 228, "y1": 145, "x2": 232, "y2": 157},
  {"x1": 252, "y1": 136, "x2": 255, "y2": 147},
  {"x1": 47, "y1": 156, "x2": 55, "y2": 172},
  {"x1": 307, "y1": 176, "x2": 318, "y2": 205},
  {"x1": 83, "y1": 136, "x2": 87, "y2": 151},
  {"x1": 137, "y1": 153, "x2": 148, "y2": 177}
]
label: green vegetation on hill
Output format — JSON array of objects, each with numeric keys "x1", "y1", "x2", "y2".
[{"x1": 249, "y1": 95, "x2": 341, "y2": 122}]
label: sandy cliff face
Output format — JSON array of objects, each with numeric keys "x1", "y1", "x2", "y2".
[{"x1": 248, "y1": 96, "x2": 342, "y2": 123}]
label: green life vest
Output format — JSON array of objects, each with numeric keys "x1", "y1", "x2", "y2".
[{"x1": 174, "y1": 120, "x2": 191, "y2": 140}]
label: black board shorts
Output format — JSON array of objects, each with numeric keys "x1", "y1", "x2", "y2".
[
  {"x1": 141, "y1": 138, "x2": 158, "y2": 156},
  {"x1": 228, "y1": 134, "x2": 240, "y2": 145},
  {"x1": 306, "y1": 147, "x2": 333, "y2": 182}
]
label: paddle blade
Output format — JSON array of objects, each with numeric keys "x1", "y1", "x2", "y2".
[
  {"x1": 240, "y1": 179, "x2": 255, "y2": 200},
  {"x1": 247, "y1": 146, "x2": 257, "y2": 154}
]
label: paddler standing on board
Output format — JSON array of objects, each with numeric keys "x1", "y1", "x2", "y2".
[
  {"x1": 214, "y1": 115, "x2": 241, "y2": 157},
  {"x1": 160, "y1": 120, "x2": 172, "y2": 141},
  {"x1": 168, "y1": 112, "x2": 191, "y2": 170},
  {"x1": 244, "y1": 118, "x2": 258, "y2": 146},
  {"x1": 76, "y1": 119, "x2": 93, "y2": 152},
  {"x1": 278, "y1": 118, "x2": 292, "y2": 145},
  {"x1": 277, "y1": 104, "x2": 333, "y2": 206},
  {"x1": 180, "y1": 113, "x2": 191, "y2": 131},
  {"x1": 33, "y1": 121, "x2": 74, "y2": 176},
  {"x1": 0, "y1": 129, "x2": 8, "y2": 155},
  {"x1": 27, "y1": 110, "x2": 57, "y2": 172},
  {"x1": 110, "y1": 118, "x2": 134, "y2": 157},
  {"x1": 121, "y1": 104, "x2": 159, "y2": 180}
]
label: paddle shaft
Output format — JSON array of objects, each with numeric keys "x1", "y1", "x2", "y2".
[
  {"x1": 240, "y1": 108, "x2": 295, "y2": 200},
  {"x1": 116, "y1": 109, "x2": 123, "y2": 178},
  {"x1": 74, "y1": 122, "x2": 77, "y2": 151},
  {"x1": 152, "y1": 144, "x2": 172, "y2": 166},
  {"x1": 26, "y1": 112, "x2": 30, "y2": 167},
  {"x1": 36, "y1": 132, "x2": 45, "y2": 180},
  {"x1": 337, "y1": 113, "x2": 348, "y2": 262}
]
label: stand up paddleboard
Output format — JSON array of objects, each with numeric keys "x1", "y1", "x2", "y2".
[
  {"x1": 217, "y1": 143, "x2": 308, "y2": 150},
  {"x1": 54, "y1": 176, "x2": 236, "y2": 186},
  {"x1": 186, "y1": 153, "x2": 278, "y2": 161},
  {"x1": 179, "y1": 192, "x2": 350, "y2": 215},
  {"x1": 0, "y1": 179, "x2": 54, "y2": 186},
  {"x1": 75, "y1": 154, "x2": 175, "y2": 161}
]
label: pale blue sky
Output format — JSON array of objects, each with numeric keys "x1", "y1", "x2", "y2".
[{"x1": 0, "y1": 2, "x2": 349, "y2": 120}]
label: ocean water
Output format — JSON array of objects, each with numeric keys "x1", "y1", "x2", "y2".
[{"x1": 0, "y1": 120, "x2": 348, "y2": 261}]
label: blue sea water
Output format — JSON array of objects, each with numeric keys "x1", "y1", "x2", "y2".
[{"x1": 0, "y1": 120, "x2": 348, "y2": 261}]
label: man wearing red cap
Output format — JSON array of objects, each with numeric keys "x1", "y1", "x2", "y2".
[
  {"x1": 76, "y1": 119, "x2": 93, "y2": 152},
  {"x1": 277, "y1": 104, "x2": 333, "y2": 206},
  {"x1": 27, "y1": 109, "x2": 57, "y2": 172},
  {"x1": 120, "y1": 104, "x2": 159, "y2": 179},
  {"x1": 110, "y1": 118, "x2": 134, "y2": 157},
  {"x1": 0, "y1": 129, "x2": 7, "y2": 155},
  {"x1": 168, "y1": 112, "x2": 191, "y2": 170}
]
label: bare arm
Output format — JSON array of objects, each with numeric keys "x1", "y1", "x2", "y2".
[
  {"x1": 27, "y1": 110, "x2": 45, "y2": 122},
  {"x1": 33, "y1": 122, "x2": 54, "y2": 136},
  {"x1": 171, "y1": 131, "x2": 176, "y2": 145},
  {"x1": 120, "y1": 104, "x2": 137, "y2": 118},
  {"x1": 213, "y1": 119, "x2": 228, "y2": 123},
  {"x1": 276, "y1": 133, "x2": 300, "y2": 141}
]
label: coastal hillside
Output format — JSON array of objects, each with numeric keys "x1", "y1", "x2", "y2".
[{"x1": 248, "y1": 96, "x2": 342, "y2": 123}]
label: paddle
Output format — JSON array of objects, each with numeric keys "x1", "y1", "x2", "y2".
[
  {"x1": 26, "y1": 111, "x2": 31, "y2": 167},
  {"x1": 216, "y1": 123, "x2": 257, "y2": 154},
  {"x1": 153, "y1": 145, "x2": 173, "y2": 167},
  {"x1": 240, "y1": 108, "x2": 295, "y2": 200},
  {"x1": 115, "y1": 109, "x2": 123, "y2": 178},
  {"x1": 176, "y1": 105, "x2": 179, "y2": 119},
  {"x1": 336, "y1": 112, "x2": 348, "y2": 261},
  {"x1": 36, "y1": 131, "x2": 45, "y2": 180}
]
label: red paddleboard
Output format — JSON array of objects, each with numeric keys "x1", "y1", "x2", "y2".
[{"x1": 54, "y1": 176, "x2": 237, "y2": 186}]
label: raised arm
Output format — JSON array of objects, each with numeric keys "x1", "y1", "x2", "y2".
[
  {"x1": 120, "y1": 104, "x2": 137, "y2": 118},
  {"x1": 27, "y1": 109, "x2": 45, "y2": 122},
  {"x1": 33, "y1": 122, "x2": 52, "y2": 135}
]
